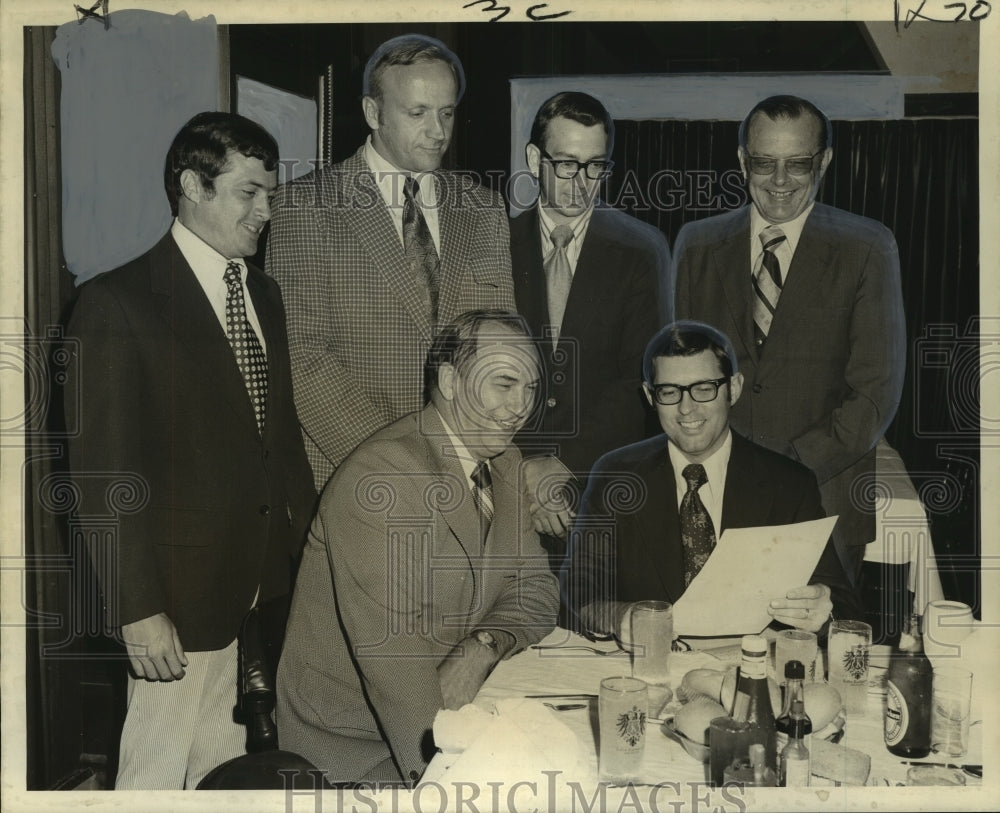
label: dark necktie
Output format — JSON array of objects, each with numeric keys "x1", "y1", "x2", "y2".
[
  {"x1": 471, "y1": 461, "x2": 495, "y2": 538},
  {"x1": 224, "y1": 261, "x2": 268, "y2": 433},
  {"x1": 752, "y1": 224, "x2": 787, "y2": 348},
  {"x1": 544, "y1": 224, "x2": 574, "y2": 349},
  {"x1": 402, "y1": 176, "x2": 441, "y2": 323},
  {"x1": 679, "y1": 463, "x2": 717, "y2": 587}
]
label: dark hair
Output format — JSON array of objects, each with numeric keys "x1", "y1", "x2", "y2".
[
  {"x1": 164, "y1": 112, "x2": 279, "y2": 216},
  {"x1": 529, "y1": 91, "x2": 615, "y2": 154},
  {"x1": 425, "y1": 310, "x2": 533, "y2": 396},
  {"x1": 737, "y1": 94, "x2": 832, "y2": 153},
  {"x1": 642, "y1": 320, "x2": 739, "y2": 385},
  {"x1": 362, "y1": 33, "x2": 466, "y2": 106}
]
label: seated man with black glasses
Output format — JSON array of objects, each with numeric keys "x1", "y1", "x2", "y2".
[{"x1": 561, "y1": 320, "x2": 862, "y2": 639}]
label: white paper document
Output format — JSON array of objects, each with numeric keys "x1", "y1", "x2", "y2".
[{"x1": 672, "y1": 516, "x2": 839, "y2": 636}]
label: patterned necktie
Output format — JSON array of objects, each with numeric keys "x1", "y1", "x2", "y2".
[
  {"x1": 224, "y1": 261, "x2": 268, "y2": 433},
  {"x1": 679, "y1": 463, "x2": 717, "y2": 587},
  {"x1": 402, "y1": 176, "x2": 441, "y2": 323},
  {"x1": 752, "y1": 224, "x2": 787, "y2": 348},
  {"x1": 544, "y1": 224, "x2": 574, "y2": 349},
  {"x1": 471, "y1": 461, "x2": 495, "y2": 538}
]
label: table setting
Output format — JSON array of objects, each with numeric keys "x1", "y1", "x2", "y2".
[{"x1": 421, "y1": 601, "x2": 989, "y2": 809}]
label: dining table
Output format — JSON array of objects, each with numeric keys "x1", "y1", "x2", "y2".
[{"x1": 419, "y1": 623, "x2": 992, "y2": 812}]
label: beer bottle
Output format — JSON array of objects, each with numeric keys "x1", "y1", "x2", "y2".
[{"x1": 884, "y1": 613, "x2": 932, "y2": 758}]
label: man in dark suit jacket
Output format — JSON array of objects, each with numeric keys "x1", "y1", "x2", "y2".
[
  {"x1": 510, "y1": 91, "x2": 670, "y2": 545},
  {"x1": 673, "y1": 95, "x2": 906, "y2": 581},
  {"x1": 65, "y1": 112, "x2": 316, "y2": 788},
  {"x1": 563, "y1": 321, "x2": 861, "y2": 639},
  {"x1": 277, "y1": 311, "x2": 559, "y2": 785},
  {"x1": 266, "y1": 34, "x2": 516, "y2": 494}
]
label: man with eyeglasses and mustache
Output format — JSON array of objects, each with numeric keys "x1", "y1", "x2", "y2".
[
  {"x1": 673, "y1": 95, "x2": 906, "y2": 585},
  {"x1": 510, "y1": 92, "x2": 670, "y2": 560},
  {"x1": 562, "y1": 321, "x2": 861, "y2": 640}
]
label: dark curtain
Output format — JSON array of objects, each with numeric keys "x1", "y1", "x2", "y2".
[{"x1": 607, "y1": 116, "x2": 980, "y2": 606}]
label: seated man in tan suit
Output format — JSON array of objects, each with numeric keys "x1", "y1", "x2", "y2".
[{"x1": 277, "y1": 310, "x2": 559, "y2": 785}]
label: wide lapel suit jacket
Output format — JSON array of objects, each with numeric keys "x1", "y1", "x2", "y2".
[
  {"x1": 277, "y1": 405, "x2": 559, "y2": 785},
  {"x1": 673, "y1": 203, "x2": 905, "y2": 552},
  {"x1": 266, "y1": 146, "x2": 516, "y2": 491},
  {"x1": 563, "y1": 431, "x2": 862, "y2": 633},
  {"x1": 65, "y1": 233, "x2": 317, "y2": 651},
  {"x1": 510, "y1": 205, "x2": 670, "y2": 475}
]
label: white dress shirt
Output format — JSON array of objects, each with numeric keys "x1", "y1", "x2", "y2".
[
  {"x1": 537, "y1": 202, "x2": 595, "y2": 277},
  {"x1": 364, "y1": 136, "x2": 442, "y2": 254},
  {"x1": 748, "y1": 203, "x2": 813, "y2": 286},
  {"x1": 667, "y1": 430, "x2": 734, "y2": 536},
  {"x1": 171, "y1": 218, "x2": 266, "y2": 353}
]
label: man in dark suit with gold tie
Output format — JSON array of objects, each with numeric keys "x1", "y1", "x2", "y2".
[
  {"x1": 510, "y1": 92, "x2": 670, "y2": 549},
  {"x1": 65, "y1": 112, "x2": 316, "y2": 788}
]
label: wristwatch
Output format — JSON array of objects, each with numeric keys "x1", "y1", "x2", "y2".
[{"x1": 472, "y1": 629, "x2": 498, "y2": 651}]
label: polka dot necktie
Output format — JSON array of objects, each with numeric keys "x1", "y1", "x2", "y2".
[
  {"x1": 679, "y1": 463, "x2": 717, "y2": 587},
  {"x1": 224, "y1": 261, "x2": 268, "y2": 434},
  {"x1": 752, "y1": 224, "x2": 787, "y2": 349}
]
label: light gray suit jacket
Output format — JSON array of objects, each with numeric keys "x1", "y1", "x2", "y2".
[
  {"x1": 673, "y1": 202, "x2": 906, "y2": 555},
  {"x1": 266, "y1": 146, "x2": 516, "y2": 490},
  {"x1": 276, "y1": 406, "x2": 559, "y2": 784}
]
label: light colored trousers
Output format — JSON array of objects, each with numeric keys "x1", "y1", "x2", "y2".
[{"x1": 114, "y1": 638, "x2": 246, "y2": 789}]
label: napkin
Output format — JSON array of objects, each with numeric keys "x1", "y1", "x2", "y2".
[{"x1": 431, "y1": 698, "x2": 591, "y2": 786}]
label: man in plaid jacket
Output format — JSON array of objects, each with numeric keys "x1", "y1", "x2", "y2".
[{"x1": 266, "y1": 34, "x2": 516, "y2": 492}]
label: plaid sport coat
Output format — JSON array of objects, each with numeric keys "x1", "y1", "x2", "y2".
[{"x1": 266, "y1": 146, "x2": 515, "y2": 490}]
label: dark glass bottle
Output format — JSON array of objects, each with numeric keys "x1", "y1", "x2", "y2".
[
  {"x1": 884, "y1": 613, "x2": 933, "y2": 758},
  {"x1": 779, "y1": 699, "x2": 811, "y2": 787},
  {"x1": 776, "y1": 660, "x2": 812, "y2": 754},
  {"x1": 730, "y1": 635, "x2": 778, "y2": 772}
]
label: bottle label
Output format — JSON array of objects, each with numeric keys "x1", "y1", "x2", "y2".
[
  {"x1": 884, "y1": 680, "x2": 908, "y2": 746},
  {"x1": 783, "y1": 756, "x2": 810, "y2": 787}
]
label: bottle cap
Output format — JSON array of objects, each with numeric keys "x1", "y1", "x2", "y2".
[
  {"x1": 740, "y1": 635, "x2": 768, "y2": 657},
  {"x1": 784, "y1": 659, "x2": 805, "y2": 680}
]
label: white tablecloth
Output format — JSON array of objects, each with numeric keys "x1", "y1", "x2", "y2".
[{"x1": 421, "y1": 626, "x2": 988, "y2": 809}]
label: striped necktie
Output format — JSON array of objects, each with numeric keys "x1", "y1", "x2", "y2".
[
  {"x1": 471, "y1": 461, "x2": 495, "y2": 539},
  {"x1": 752, "y1": 224, "x2": 787, "y2": 348}
]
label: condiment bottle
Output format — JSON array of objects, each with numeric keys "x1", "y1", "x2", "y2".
[
  {"x1": 884, "y1": 612, "x2": 933, "y2": 758},
  {"x1": 776, "y1": 659, "x2": 812, "y2": 754},
  {"x1": 779, "y1": 699, "x2": 811, "y2": 786},
  {"x1": 730, "y1": 635, "x2": 778, "y2": 772}
]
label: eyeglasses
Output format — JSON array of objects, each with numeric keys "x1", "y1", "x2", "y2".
[
  {"x1": 648, "y1": 377, "x2": 729, "y2": 406},
  {"x1": 745, "y1": 150, "x2": 823, "y2": 176},
  {"x1": 538, "y1": 147, "x2": 614, "y2": 180}
]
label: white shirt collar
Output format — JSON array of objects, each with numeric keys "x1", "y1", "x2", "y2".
[
  {"x1": 667, "y1": 429, "x2": 733, "y2": 534},
  {"x1": 749, "y1": 202, "x2": 813, "y2": 260},
  {"x1": 363, "y1": 135, "x2": 439, "y2": 209},
  {"x1": 433, "y1": 406, "x2": 485, "y2": 486}
]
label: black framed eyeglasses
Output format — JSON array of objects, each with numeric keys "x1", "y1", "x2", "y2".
[
  {"x1": 745, "y1": 150, "x2": 823, "y2": 176},
  {"x1": 538, "y1": 147, "x2": 614, "y2": 180},
  {"x1": 648, "y1": 377, "x2": 729, "y2": 406}
]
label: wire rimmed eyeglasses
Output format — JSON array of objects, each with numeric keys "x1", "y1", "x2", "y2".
[
  {"x1": 648, "y1": 377, "x2": 729, "y2": 406},
  {"x1": 745, "y1": 150, "x2": 823, "y2": 176},
  {"x1": 538, "y1": 147, "x2": 614, "y2": 180}
]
